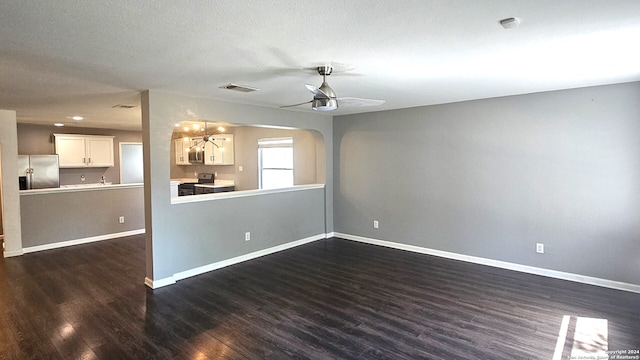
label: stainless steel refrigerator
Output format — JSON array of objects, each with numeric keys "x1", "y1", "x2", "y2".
[{"x1": 18, "y1": 155, "x2": 60, "y2": 190}]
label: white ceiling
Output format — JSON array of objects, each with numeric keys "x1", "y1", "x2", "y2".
[{"x1": 1, "y1": 1, "x2": 639, "y2": 131}]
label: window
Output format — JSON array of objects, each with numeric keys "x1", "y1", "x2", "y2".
[{"x1": 258, "y1": 137, "x2": 293, "y2": 189}]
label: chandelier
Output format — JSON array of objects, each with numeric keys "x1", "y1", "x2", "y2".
[{"x1": 177, "y1": 122, "x2": 227, "y2": 154}]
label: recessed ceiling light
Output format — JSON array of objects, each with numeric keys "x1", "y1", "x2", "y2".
[
  {"x1": 72, "y1": 116, "x2": 84, "y2": 121},
  {"x1": 499, "y1": 17, "x2": 521, "y2": 29},
  {"x1": 54, "y1": 123, "x2": 65, "y2": 127}
]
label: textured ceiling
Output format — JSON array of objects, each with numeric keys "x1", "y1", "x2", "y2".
[{"x1": 1, "y1": 1, "x2": 639, "y2": 131}]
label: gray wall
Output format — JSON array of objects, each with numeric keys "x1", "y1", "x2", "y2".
[
  {"x1": 17, "y1": 124, "x2": 142, "y2": 185},
  {"x1": 143, "y1": 90, "x2": 333, "y2": 282},
  {"x1": 233, "y1": 126, "x2": 321, "y2": 190},
  {"x1": 169, "y1": 126, "x2": 323, "y2": 191},
  {"x1": 334, "y1": 82, "x2": 640, "y2": 285},
  {"x1": 20, "y1": 186, "x2": 144, "y2": 248}
]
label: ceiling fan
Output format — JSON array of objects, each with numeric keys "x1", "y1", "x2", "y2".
[{"x1": 281, "y1": 65, "x2": 385, "y2": 111}]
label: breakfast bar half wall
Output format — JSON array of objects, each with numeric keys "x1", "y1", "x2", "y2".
[{"x1": 19, "y1": 183, "x2": 144, "y2": 252}]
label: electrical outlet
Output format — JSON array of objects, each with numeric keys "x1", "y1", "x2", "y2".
[
  {"x1": 245, "y1": 232, "x2": 251, "y2": 241},
  {"x1": 119, "y1": 216, "x2": 125, "y2": 224},
  {"x1": 239, "y1": 165, "x2": 244, "y2": 172},
  {"x1": 373, "y1": 220, "x2": 379, "y2": 229},
  {"x1": 536, "y1": 243, "x2": 544, "y2": 254}
]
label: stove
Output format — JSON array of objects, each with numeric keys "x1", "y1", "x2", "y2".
[
  {"x1": 178, "y1": 173, "x2": 214, "y2": 196},
  {"x1": 197, "y1": 173, "x2": 214, "y2": 184}
]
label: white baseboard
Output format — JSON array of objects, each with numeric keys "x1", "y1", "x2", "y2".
[
  {"x1": 3, "y1": 248, "x2": 24, "y2": 258},
  {"x1": 333, "y1": 232, "x2": 640, "y2": 294},
  {"x1": 145, "y1": 276, "x2": 175, "y2": 289},
  {"x1": 146, "y1": 234, "x2": 326, "y2": 289},
  {"x1": 22, "y1": 229, "x2": 146, "y2": 254}
]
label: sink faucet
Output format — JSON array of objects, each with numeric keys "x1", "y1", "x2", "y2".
[{"x1": 101, "y1": 175, "x2": 106, "y2": 185}]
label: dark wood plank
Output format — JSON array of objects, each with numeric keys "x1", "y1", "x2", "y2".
[{"x1": 1, "y1": 235, "x2": 639, "y2": 359}]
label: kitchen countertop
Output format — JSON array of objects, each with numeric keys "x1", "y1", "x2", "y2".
[
  {"x1": 171, "y1": 178, "x2": 198, "y2": 184},
  {"x1": 60, "y1": 182, "x2": 113, "y2": 188},
  {"x1": 194, "y1": 180, "x2": 235, "y2": 188},
  {"x1": 171, "y1": 178, "x2": 235, "y2": 187},
  {"x1": 20, "y1": 183, "x2": 143, "y2": 195}
]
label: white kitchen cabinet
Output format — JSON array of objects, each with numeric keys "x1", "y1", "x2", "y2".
[
  {"x1": 54, "y1": 134, "x2": 114, "y2": 168},
  {"x1": 204, "y1": 141, "x2": 216, "y2": 165},
  {"x1": 205, "y1": 134, "x2": 234, "y2": 165},
  {"x1": 174, "y1": 138, "x2": 192, "y2": 165}
]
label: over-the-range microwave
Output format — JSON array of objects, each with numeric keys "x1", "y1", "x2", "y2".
[{"x1": 188, "y1": 150, "x2": 204, "y2": 164}]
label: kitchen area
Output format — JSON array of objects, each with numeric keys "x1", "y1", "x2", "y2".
[
  {"x1": 170, "y1": 121, "x2": 236, "y2": 197},
  {"x1": 14, "y1": 123, "x2": 145, "y2": 252},
  {"x1": 169, "y1": 120, "x2": 324, "y2": 200},
  {"x1": 5, "y1": 118, "x2": 324, "y2": 252}
]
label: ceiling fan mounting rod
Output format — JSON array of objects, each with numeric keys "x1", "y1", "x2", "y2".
[{"x1": 317, "y1": 65, "x2": 333, "y2": 77}]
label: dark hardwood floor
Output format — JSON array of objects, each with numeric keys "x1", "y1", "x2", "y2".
[{"x1": 1, "y1": 235, "x2": 638, "y2": 359}]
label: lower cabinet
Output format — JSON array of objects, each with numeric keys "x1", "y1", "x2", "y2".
[
  {"x1": 215, "y1": 186, "x2": 235, "y2": 193},
  {"x1": 194, "y1": 186, "x2": 235, "y2": 195}
]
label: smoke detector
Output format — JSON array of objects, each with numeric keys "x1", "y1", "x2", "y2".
[{"x1": 499, "y1": 17, "x2": 521, "y2": 29}]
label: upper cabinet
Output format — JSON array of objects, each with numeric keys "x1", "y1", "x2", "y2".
[
  {"x1": 174, "y1": 138, "x2": 191, "y2": 165},
  {"x1": 205, "y1": 134, "x2": 234, "y2": 165},
  {"x1": 54, "y1": 134, "x2": 114, "y2": 168}
]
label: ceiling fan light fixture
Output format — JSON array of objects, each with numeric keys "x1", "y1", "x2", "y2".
[{"x1": 312, "y1": 97, "x2": 338, "y2": 111}]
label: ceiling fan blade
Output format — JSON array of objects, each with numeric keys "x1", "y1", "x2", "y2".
[
  {"x1": 305, "y1": 83, "x2": 330, "y2": 99},
  {"x1": 336, "y1": 97, "x2": 386, "y2": 107},
  {"x1": 280, "y1": 100, "x2": 313, "y2": 109}
]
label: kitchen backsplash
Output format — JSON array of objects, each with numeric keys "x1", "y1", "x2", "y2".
[{"x1": 59, "y1": 168, "x2": 110, "y2": 186}]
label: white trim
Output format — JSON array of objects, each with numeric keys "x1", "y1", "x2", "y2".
[
  {"x1": 3, "y1": 248, "x2": 24, "y2": 258},
  {"x1": 22, "y1": 229, "x2": 145, "y2": 254},
  {"x1": 333, "y1": 232, "x2": 640, "y2": 294},
  {"x1": 146, "y1": 233, "x2": 325, "y2": 289},
  {"x1": 145, "y1": 276, "x2": 175, "y2": 289},
  {"x1": 171, "y1": 183, "x2": 325, "y2": 204}
]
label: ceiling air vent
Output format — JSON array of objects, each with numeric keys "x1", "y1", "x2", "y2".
[
  {"x1": 219, "y1": 83, "x2": 260, "y2": 93},
  {"x1": 112, "y1": 104, "x2": 137, "y2": 109}
]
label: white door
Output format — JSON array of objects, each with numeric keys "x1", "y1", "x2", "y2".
[{"x1": 120, "y1": 142, "x2": 143, "y2": 184}]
